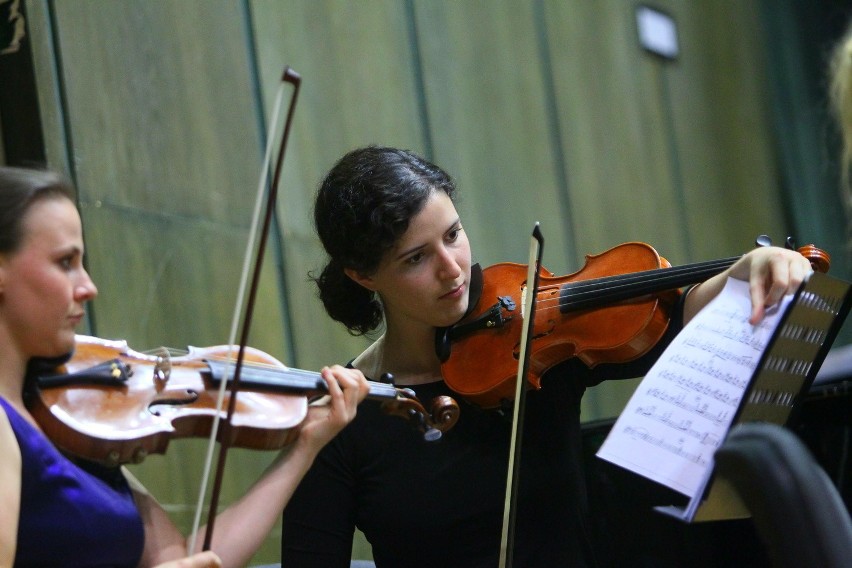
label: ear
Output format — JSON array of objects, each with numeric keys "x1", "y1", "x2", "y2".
[{"x1": 343, "y1": 267, "x2": 377, "y2": 292}]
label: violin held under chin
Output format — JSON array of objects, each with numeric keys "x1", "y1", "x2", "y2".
[
  {"x1": 435, "y1": 240, "x2": 829, "y2": 409},
  {"x1": 27, "y1": 335, "x2": 460, "y2": 466}
]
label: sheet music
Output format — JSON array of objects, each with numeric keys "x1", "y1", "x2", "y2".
[{"x1": 596, "y1": 277, "x2": 793, "y2": 498}]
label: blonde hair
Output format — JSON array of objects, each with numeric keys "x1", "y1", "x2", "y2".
[{"x1": 830, "y1": 24, "x2": 852, "y2": 249}]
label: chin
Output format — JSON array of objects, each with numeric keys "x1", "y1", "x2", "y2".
[
  {"x1": 440, "y1": 303, "x2": 470, "y2": 327},
  {"x1": 50, "y1": 331, "x2": 77, "y2": 356}
]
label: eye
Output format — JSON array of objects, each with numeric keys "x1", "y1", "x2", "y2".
[
  {"x1": 446, "y1": 225, "x2": 463, "y2": 243},
  {"x1": 58, "y1": 250, "x2": 81, "y2": 271},
  {"x1": 405, "y1": 251, "x2": 425, "y2": 265}
]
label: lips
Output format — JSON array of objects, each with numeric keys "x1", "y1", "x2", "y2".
[{"x1": 440, "y1": 283, "x2": 466, "y2": 300}]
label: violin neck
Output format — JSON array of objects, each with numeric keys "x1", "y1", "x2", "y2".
[
  {"x1": 558, "y1": 256, "x2": 739, "y2": 312},
  {"x1": 205, "y1": 360, "x2": 399, "y2": 401}
]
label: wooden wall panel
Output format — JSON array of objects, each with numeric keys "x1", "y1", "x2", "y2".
[
  {"x1": 49, "y1": 0, "x2": 289, "y2": 347},
  {"x1": 41, "y1": 2, "x2": 289, "y2": 563},
  {"x1": 543, "y1": 0, "x2": 687, "y2": 263},
  {"x1": 52, "y1": 2, "x2": 260, "y2": 223},
  {"x1": 19, "y1": 1, "x2": 68, "y2": 172},
  {"x1": 663, "y1": 0, "x2": 789, "y2": 259},
  {"x1": 250, "y1": 0, "x2": 427, "y2": 371},
  {"x1": 413, "y1": 1, "x2": 576, "y2": 274},
  {"x1": 22, "y1": 0, "x2": 816, "y2": 563},
  {"x1": 539, "y1": 1, "x2": 790, "y2": 420}
]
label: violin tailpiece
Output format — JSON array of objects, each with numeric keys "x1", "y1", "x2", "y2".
[{"x1": 36, "y1": 359, "x2": 130, "y2": 388}]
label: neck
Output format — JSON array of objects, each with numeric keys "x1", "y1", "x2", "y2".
[
  {"x1": 0, "y1": 335, "x2": 28, "y2": 407},
  {"x1": 354, "y1": 325, "x2": 443, "y2": 386}
]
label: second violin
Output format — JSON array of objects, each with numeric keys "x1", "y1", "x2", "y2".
[{"x1": 28, "y1": 335, "x2": 460, "y2": 466}]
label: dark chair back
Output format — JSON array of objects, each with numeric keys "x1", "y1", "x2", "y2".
[{"x1": 714, "y1": 422, "x2": 852, "y2": 568}]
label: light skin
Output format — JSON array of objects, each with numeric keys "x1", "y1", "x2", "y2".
[
  {"x1": 347, "y1": 190, "x2": 814, "y2": 387},
  {"x1": 347, "y1": 191, "x2": 472, "y2": 385},
  {"x1": 0, "y1": 196, "x2": 369, "y2": 568}
]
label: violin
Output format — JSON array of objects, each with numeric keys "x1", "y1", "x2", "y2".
[
  {"x1": 436, "y1": 240, "x2": 831, "y2": 409},
  {"x1": 27, "y1": 335, "x2": 460, "y2": 466}
]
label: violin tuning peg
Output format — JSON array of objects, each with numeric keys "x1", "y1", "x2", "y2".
[
  {"x1": 132, "y1": 447, "x2": 148, "y2": 464},
  {"x1": 785, "y1": 236, "x2": 796, "y2": 250},
  {"x1": 423, "y1": 427, "x2": 442, "y2": 442},
  {"x1": 755, "y1": 235, "x2": 772, "y2": 248},
  {"x1": 379, "y1": 372, "x2": 395, "y2": 386},
  {"x1": 407, "y1": 409, "x2": 442, "y2": 442}
]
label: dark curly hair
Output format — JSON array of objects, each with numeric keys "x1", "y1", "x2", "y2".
[
  {"x1": 312, "y1": 146, "x2": 457, "y2": 335},
  {"x1": 0, "y1": 166, "x2": 75, "y2": 254}
]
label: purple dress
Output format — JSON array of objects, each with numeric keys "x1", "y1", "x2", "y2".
[{"x1": 0, "y1": 396, "x2": 145, "y2": 567}]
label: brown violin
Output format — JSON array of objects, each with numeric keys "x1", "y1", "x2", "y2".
[
  {"x1": 28, "y1": 335, "x2": 460, "y2": 466},
  {"x1": 436, "y1": 240, "x2": 830, "y2": 408}
]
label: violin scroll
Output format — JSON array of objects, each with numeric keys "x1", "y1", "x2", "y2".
[
  {"x1": 379, "y1": 388, "x2": 460, "y2": 442},
  {"x1": 755, "y1": 234, "x2": 831, "y2": 274},
  {"x1": 793, "y1": 244, "x2": 830, "y2": 274}
]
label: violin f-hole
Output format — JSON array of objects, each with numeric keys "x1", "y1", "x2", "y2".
[{"x1": 149, "y1": 389, "x2": 200, "y2": 416}]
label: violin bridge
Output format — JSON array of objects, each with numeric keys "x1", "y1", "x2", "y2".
[{"x1": 151, "y1": 347, "x2": 172, "y2": 383}]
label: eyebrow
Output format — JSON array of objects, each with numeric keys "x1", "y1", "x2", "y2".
[
  {"x1": 393, "y1": 217, "x2": 460, "y2": 261},
  {"x1": 394, "y1": 243, "x2": 425, "y2": 261},
  {"x1": 55, "y1": 244, "x2": 83, "y2": 258}
]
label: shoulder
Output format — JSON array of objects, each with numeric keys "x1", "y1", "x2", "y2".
[
  {"x1": 349, "y1": 341, "x2": 381, "y2": 378},
  {"x1": 0, "y1": 401, "x2": 22, "y2": 567},
  {"x1": 0, "y1": 402, "x2": 21, "y2": 458}
]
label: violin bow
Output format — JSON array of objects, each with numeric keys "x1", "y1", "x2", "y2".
[
  {"x1": 498, "y1": 223, "x2": 544, "y2": 568},
  {"x1": 187, "y1": 66, "x2": 302, "y2": 553}
]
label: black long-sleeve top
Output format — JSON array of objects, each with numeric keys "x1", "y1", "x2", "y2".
[{"x1": 282, "y1": 303, "x2": 685, "y2": 568}]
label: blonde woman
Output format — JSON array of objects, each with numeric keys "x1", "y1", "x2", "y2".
[{"x1": 830, "y1": 23, "x2": 852, "y2": 252}]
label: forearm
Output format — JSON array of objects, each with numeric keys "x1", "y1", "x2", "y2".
[
  {"x1": 136, "y1": 442, "x2": 319, "y2": 567},
  {"x1": 198, "y1": 441, "x2": 320, "y2": 567},
  {"x1": 201, "y1": 369, "x2": 365, "y2": 567},
  {"x1": 141, "y1": 365, "x2": 366, "y2": 567},
  {"x1": 682, "y1": 272, "x2": 728, "y2": 324}
]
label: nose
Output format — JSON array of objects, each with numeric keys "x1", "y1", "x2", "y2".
[
  {"x1": 436, "y1": 245, "x2": 462, "y2": 280},
  {"x1": 74, "y1": 269, "x2": 98, "y2": 301}
]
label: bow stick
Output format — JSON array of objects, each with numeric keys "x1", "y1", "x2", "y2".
[
  {"x1": 186, "y1": 66, "x2": 302, "y2": 553},
  {"x1": 498, "y1": 223, "x2": 544, "y2": 567}
]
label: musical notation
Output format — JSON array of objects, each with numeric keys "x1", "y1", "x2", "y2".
[{"x1": 596, "y1": 277, "x2": 793, "y2": 498}]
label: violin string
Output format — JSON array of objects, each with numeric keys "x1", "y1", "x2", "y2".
[
  {"x1": 143, "y1": 346, "x2": 188, "y2": 357},
  {"x1": 562, "y1": 257, "x2": 735, "y2": 296},
  {"x1": 527, "y1": 257, "x2": 737, "y2": 315},
  {"x1": 199, "y1": 355, "x2": 399, "y2": 399},
  {"x1": 187, "y1": 81, "x2": 288, "y2": 553}
]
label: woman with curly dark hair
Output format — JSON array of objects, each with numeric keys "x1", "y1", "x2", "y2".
[{"x1": 281, "y1": 146, "x2": 811, "y2": 568}]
